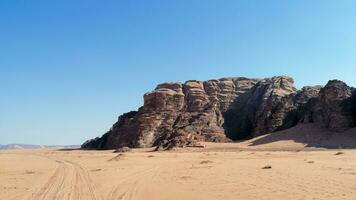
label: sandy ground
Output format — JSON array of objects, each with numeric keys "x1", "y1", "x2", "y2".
[
  {"x1": 2, "y1": 124, "x2": 356, "y2": 200},
  {"x1": 1, "y1": 144, "x2": 356, "y2": 200}
]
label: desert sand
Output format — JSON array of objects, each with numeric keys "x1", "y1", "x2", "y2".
[
  {"x1": 2, "y1": 124, "x2": 356, "y2": 200},
  {"x1": 1, "y1": 139, "x2": 356, "y2": 200}
]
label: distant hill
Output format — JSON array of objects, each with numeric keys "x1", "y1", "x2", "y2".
[{"x1": 0, "y1": 144, "x2": 80, "y2": 150}]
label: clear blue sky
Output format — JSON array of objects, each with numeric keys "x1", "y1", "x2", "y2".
[{"x1": 1, "y1": 0, "x2": 356, "y2": 145}]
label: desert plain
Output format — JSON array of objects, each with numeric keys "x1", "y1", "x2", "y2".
[{"x1": 1, "y1": 132, "x2": 356, "y2": 200}]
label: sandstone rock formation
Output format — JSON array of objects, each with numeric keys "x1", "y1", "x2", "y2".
[
  {"x1": 82, "y1": 76, "x2": 356, "y2": 150},
  {"x1": 304, "y1": 80, "x2": 355, "y2": 131},
  {"x1": 223, "y1": 76, "x2": 298, "y2": 140}
]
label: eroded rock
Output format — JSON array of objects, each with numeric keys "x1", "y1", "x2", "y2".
[
  {"x1": 308, "y1": 80, "x2": 355, "y2": 131},
  {"x1": 81, "y1": 77, "x2": 356, "y2": 150}
]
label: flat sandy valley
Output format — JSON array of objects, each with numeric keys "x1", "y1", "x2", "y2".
[{"x1": 1, "y1": 143, "x2": 356, "y2": 200}]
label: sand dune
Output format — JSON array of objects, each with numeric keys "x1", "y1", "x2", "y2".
[
  {"x1": 201, "y1": 124, "x2": 356, "y2": 151},
  {"x1": 1, "y1": 143, "x2": 356, "y2": 200},
  {"x1": 245, "y1": 124, "x2": 356, "y2": 149}
]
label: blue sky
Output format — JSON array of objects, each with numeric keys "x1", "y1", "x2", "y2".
[{"x1": 1, "y1": 0, "x2": 356, "y2": 145}]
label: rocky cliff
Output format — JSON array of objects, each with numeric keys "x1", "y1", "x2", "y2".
[{"x1": 82, "y1": 76, "x2": 356, "y2": 150}]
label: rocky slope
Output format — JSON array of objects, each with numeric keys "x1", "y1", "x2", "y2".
[{"x1": 82, "y1": 76, "x2": 356, "y2": 150}]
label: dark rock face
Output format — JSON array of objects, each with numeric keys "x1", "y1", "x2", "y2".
[
  {"x1": 223, "y1": 77, "x2": 324, "y2": 140},
  {"x1": 224, "y1": 76, "x2": 298, "y2": 140},
  {"x1": 280, "y1": 86, "x2": 322, "y2": 129},
  {"x1": 353, "y1": 89, "x2": 356, "y2": 123},
  {"x1": 82, "y1": 76, "x2": 356, "y2": 150},
  {"x1": 306, "y1": 80, "x2": 355, "y2": 131}
]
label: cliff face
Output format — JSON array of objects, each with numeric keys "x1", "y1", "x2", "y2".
[
  {"x1": 304, "y1": 80, "x2": 355, "y2": 131},
  {"x1": 82, "y1": 76, "x2": 356, "y2": 150}
]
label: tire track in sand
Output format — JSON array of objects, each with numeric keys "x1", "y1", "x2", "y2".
[
  {"x1": 108, "y1": 166, "x2": 158, "y2": 200},
  {"x1": 28, "y1": 158, "x2": 102, "y2": 200}
]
